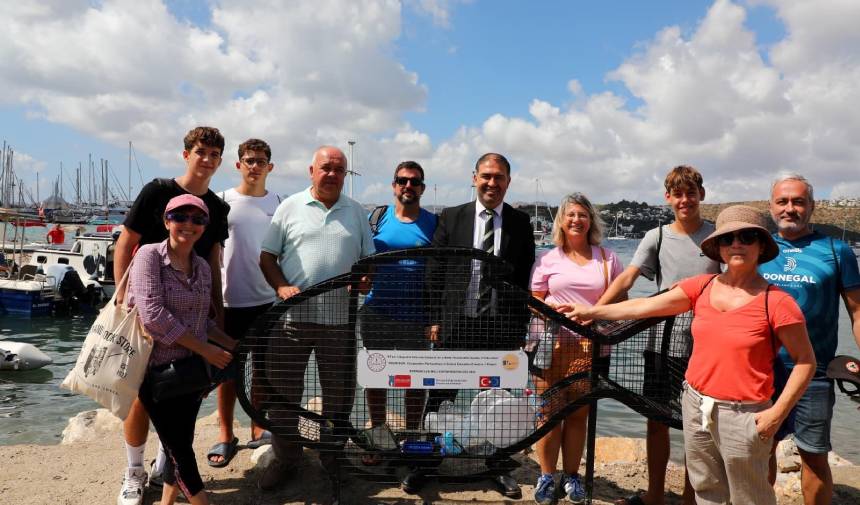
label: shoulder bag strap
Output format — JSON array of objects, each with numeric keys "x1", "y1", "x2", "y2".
[
  {"x1": 764, "y1": 283, "x2": 779, "y2": 352},
  {"x1": 600, "y1": 246, "x2": 609, "y2": 292},
  {"x1": 692, "y1": 273, "x2": 719, "y2": 316},
  {"x1": 112, "y1": 255, "x2": 136, "y2": 308}
]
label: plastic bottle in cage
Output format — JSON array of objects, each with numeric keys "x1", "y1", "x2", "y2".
[
  {"x1": 438, "y1": 400, "x2": 455, "y2": 414},
  {"x1": 532, "y1": 319, "x2": 558, "y2": 370},
  {"x1": 527, "y1": 387, "x2": 549, "y2": 423}
]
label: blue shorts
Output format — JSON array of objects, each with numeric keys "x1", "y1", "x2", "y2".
[{"x1": 792, "y1": 378, "x2": 835, "y2": 454}]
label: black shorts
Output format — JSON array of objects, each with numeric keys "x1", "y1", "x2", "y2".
[
  {"x1": 224, "y1": 303, "x2": 274, "y2": 341},
  {"x1": 642, "y1": 349, "x2": 688, "y2": 423}
]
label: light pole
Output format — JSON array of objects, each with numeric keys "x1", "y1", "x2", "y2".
[{"x1": 347, "y1": 140, "x2": 356, "y2": 198}]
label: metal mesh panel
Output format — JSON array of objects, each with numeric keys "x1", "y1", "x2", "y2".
[{"x1": 236, "y1": 248, "x2": 684, "y2": 493}]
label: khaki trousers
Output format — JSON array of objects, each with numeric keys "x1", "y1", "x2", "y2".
[{"x1": 682, "y1": 384, "x2": 776, "y2": 505}]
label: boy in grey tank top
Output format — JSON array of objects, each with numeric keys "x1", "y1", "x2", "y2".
[{"x1": 596, "y1": 166, "x2": 720, "y2": 505}]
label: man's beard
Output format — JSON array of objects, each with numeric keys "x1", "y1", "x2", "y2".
[{"x1": 398, "y1": 192, "x2": 418, "y2": 205}]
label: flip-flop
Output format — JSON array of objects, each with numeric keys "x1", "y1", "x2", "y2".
[
  {"x1": 207, "y1": 437, "x2": 239, "y2": 468},
  {"x1": 246, "y1": 430, "x2": 272, "y2": 449}
]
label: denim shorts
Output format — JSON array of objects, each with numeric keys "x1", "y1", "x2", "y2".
[{"x1": 792, "y1": 378, "x2": 835, "y2": 454}]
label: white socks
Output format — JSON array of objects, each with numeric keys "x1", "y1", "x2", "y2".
[{"x1": 125, "y1": 442, "x2": 145, "y2": 469}]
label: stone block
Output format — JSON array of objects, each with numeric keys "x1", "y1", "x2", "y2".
[{"x1": 61, "y1": 409, "x2": 123, "y2": 445}]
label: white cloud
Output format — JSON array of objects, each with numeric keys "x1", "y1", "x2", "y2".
[
  {"x1": 415, "y1": 0, "x2": 860, "y2": 205},
  {"x1": 407, "y1": 0, "x2": 457, "y2": 28},
  {"x1": 1, "y1": 0, "x2": 858, "y2": 207},
  {"x1": 0, "y1": 0, "x2": 427, "y2": 195}
]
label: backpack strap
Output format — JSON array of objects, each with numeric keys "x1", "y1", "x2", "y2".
[
  {"x1": 830, "y1": 237, "x2": 843, "y2": 293},
  {"x1": 655, "y1": 224, "x2": 664, "y2": 288},
  {"x1": 368, "y1": 205, "x2": 388, "y2": 236}
]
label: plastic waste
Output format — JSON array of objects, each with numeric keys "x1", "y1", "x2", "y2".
[
  {"x1": 466, "y1": 440, "x2": 497, "y2": 456},
  {"x1": 469, "y1": 389, "x2": 537, "y2": 447},
  {"x1": 424, "y1": 403, "x2": 474, "y2": 446},
  {"x1": 529, "y1": 317, "x2": 558, "y2": 369},
  {"x1": 400, "y1": 440, "x2": 434, "y2": 454},
  {"x1": 434, "y1": 431, "x2": 463, "y2": 456}
]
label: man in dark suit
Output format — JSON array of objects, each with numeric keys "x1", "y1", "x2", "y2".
[{"x1": 407, "y1": 153, "x2": 535, "y2": 497}]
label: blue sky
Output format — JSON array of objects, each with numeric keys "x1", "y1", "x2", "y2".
[
  {"x1": 399, "y1": 1, "x2": 780, "y2": 139},
  {"x1": 1, "y1": 0, "x2": 857, "y2": 207}
]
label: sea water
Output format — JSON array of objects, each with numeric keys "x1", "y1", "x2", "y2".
[{"x1": 1, "y1": 233, "x2": 858, "y2": 463}]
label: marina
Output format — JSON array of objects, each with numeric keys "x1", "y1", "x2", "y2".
[{"x1": 1, "y1": 217, "x2": 114, "y2": 315}]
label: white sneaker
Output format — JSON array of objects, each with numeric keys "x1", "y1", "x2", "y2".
[{"x1": 117, "y1": 466, "x2": 148, "y2": 505}]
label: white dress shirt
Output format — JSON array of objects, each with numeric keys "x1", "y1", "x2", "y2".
[{"x1": 466, "y1": 200, "x2": 504, "y2": 316}]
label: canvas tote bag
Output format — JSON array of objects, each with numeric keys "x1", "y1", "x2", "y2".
[{"x1": 61, "y1": 264, "x2": 152, "y2": 419}]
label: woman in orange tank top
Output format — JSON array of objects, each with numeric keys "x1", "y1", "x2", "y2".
[{"x1": 560, "y1": 205, "x2": 815, "y2": 505}]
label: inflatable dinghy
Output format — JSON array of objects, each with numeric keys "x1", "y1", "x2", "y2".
[{"x1": 0, "y1": 341, "x2": 53, "y2": 370}]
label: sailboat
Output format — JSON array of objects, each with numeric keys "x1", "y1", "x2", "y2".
[
  {"x1": 532, "y1": 179, "x2": 555, "y2": 247},
  {"x1": 606, "y1": 211, "x2": 627, "y2": 240}
]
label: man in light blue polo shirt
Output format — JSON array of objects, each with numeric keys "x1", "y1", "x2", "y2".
[{"x1": 258, "y1": 145, "x2": 374, "y2": 491}]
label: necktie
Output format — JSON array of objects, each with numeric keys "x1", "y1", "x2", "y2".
[{"x1": 477, "y1": 209, "x2": 495, "y2": 315}]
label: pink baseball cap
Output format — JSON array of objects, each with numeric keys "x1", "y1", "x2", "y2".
[{"x1": 164, "y1": 194, "x2": 209, "y2": 217}]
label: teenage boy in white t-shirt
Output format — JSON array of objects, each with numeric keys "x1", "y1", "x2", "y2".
[
  {"x1": 207, "y1": 139, "x2": 281, "y2": 467},
  {"x1": 596, "y1": 165, "x2": 720, "y2": 505}
]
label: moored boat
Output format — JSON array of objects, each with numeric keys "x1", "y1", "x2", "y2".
[
  {"x1": 27, "y1": 231, "x2": 118, "y2": 302},
  {"x1": 0, "y1": 277, "x2": 54, "y2": 315}
]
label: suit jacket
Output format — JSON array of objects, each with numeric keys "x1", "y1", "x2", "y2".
[{"x1": 427, "y1": 202, "x2": 535, "y2": 333}]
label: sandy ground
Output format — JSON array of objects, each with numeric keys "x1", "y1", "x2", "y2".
[{"x1": 1, "y1": 412, "x2": 859, "y2": 505}]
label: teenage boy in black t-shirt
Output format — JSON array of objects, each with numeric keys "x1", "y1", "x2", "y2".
[{"x1": 113, "y1": 126, "x2": 230, "y2": 505}]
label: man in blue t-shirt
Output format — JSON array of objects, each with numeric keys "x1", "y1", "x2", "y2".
[
  {"x1": 359, "y1": 161, "x2": 437, "y2": 436},
  {"x1": 759, "y1": 174, "x2": 860, "y2": 505}
]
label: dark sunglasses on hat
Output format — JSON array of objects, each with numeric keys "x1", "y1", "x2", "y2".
[
  {"x1": 394, "y1": 176, "x2": 424, "y2": 187},
  {"x1": 166, "y1": 211, "x2": 209, "y2": 226},
  {"x1": 716, "y1": 229, "x2": 761, "y2": 247}
]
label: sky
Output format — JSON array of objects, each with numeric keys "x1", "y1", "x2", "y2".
[{"x1": 1, "y1": 0, "x2": 859, "y2": 207}]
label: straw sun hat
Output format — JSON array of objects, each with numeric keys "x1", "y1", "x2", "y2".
[{"x1": 700, "y1": 205, "x2": 779, "y2": 264}]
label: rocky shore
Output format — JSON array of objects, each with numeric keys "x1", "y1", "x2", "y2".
[{"x1": 1, "y1": 409, "x2": 858, "y2": 504}]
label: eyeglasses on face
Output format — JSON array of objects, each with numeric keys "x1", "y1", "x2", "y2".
[
  {"x1": 716, "y1": 229, "x2": 760, "y2": 247},
  {"x1": 394, "y1": 176, "x2": 424, "y2": 187},
  {"x1": 166, "y1": 212, "x2": 209, "y2": 226},
  {"x1": 241, "y1": 157, "x2": 269, "y2": 167}
]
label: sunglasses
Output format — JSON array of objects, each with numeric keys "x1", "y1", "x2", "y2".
[
  {"x1": 166, "y1": 211, "x2": 209, "y2": 226},
  {"x1": 394, "y1": 176, "x2": 424, "y2": 187},
  {"x1": 716, "y1": 229, "x2": 760, "y2": 247}
]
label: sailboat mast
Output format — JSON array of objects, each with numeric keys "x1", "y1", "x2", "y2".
[{"x1": 128, "y1": 141, "x2": 132, "y2": 201}]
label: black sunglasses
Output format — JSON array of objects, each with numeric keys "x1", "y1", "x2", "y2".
[
  {"x1": 394, "y1": 176, "x2": 424, "y2": 187},
  {"x1": 166, "y1": 211, "x2": 209, "y2": 226},
  {"x1": 716, "y1": 229, "x2": 760, "y2": 247}
]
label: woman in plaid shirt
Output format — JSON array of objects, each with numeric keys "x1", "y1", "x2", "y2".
[{"x1": 127, "y1": 194, "x2": 237, "y2": 505}]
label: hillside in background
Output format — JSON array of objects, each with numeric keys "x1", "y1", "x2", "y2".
[
  {"x1": 515, "y1": 201, "x2": 860, "y2": 242},
  {"x1": 701, "y1": 202, "x2": 860, "y2": 243}
]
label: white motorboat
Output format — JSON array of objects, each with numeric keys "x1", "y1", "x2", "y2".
[{"x1": 27, "y1": 231, "x2": 119, "y2": 303}]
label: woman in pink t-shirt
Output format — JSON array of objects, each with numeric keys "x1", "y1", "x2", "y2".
[
  {"x1": 529, "y1": 193, "x2": 623, "y2": 504},
  {"x1": 560, "y1": 205, "x2": 815, "y2": 505}
]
